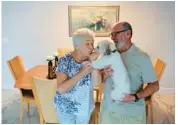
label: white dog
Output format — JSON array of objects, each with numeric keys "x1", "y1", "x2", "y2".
[{"x1": 90, "y1": 40, "x2": 131, "y2": 101}]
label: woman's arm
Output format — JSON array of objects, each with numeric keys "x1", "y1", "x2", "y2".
[{"x1": 56, "y1": 63, "x2": 93, "y2": 94}]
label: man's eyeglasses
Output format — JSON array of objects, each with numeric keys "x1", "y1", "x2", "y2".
[{"x1": 110, "y1": 29, "x2": 129, "y2": 37}]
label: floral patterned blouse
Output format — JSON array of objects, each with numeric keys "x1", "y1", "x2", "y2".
[{"x1": 53, "y1": 53, "x2": 95, "y2": 117}]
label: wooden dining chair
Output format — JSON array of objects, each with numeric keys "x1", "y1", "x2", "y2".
[
  {"x1": 7, "y1": 55, "x2": 37, "y2": 121},
  {"x1": 31, "y1": 77, "x2": 59, "y2": 124},
  {"x1": 87, "y1": 82, "x2": 103, "y2": 124},
  {"x1": 57, "y1": 48, "x2": 72, "y2": 58},
  {"x1": 145, "y1": 58, "x2": 166, "y2": 124}
]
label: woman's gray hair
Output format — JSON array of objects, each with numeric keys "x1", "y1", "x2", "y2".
[{"x1": 72, "y1": 28, "x2": 95, "y2": 48}]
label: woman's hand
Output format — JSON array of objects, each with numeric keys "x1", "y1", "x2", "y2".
[
  {"x1": 101, "y1": 65, "x2": 113, "y2": 81},
  {"x1": 80, "y1": 62, "x2": 93, "y2": 77},
  {"x1": 89, "y1": 52, "x2": 99, "y2": 61}
]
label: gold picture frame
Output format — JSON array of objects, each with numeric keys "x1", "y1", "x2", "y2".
[{"x1": 68, "y1": 6, "x2": 120, "y2": 37}]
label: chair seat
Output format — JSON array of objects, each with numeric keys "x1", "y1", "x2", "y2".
[
  {"x1": 21, "y1": 89, "x2": 36, "y2": 104},
  {"x1": 21, "y1": 89, "x2": 34, "y2": 98}
]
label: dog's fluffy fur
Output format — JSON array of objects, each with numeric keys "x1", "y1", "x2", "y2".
[{"x1": 91, "y1": 40, "x2": 131, "y2": 101}]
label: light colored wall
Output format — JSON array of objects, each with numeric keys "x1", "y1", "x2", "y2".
[{"x1": 2, "y1": 1, "x2": 175, "y2": 90}]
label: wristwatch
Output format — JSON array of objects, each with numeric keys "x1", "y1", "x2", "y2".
[{"x1": 133, "y1": 93, "x2": 139, "y2": 102}]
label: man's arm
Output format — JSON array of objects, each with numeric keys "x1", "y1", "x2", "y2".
[
  {"x1": 121, "y1": 56, "x2": 159, "y2": 103},
  {"x1": 137, "y1": 81, "x2": 159, "y2": 99},
  {"x1": 121, "y1": 81, "x2": 159, "y2": 103}
]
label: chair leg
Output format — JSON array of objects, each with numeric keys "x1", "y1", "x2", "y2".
[
  {"x1": 27, "y1": 103, "x2": 30, "y2": 114},
  {"x1": 94, "y1": 102, "x2": 100, "y2": 124},
  {"x1": 92, "y1": 108, "x2": 96, "y2": 124},
  {"x1": 147, "y1": 104, "x2": 153, "y2": 124},
  {"x1": 39, "y1": 112, "x2": 44, "y2": 124},
  {"x1": 150, "y1": 103, "x2": 153, "y2": 124},
  {"x1": 96, "y1": 90, "x2": 99, "y2": 102},
  {"x1": 94, "y1": 110, "x2": 98, "y2": 124},
  {"x1": 20, "y1": 99, "x2": 24, "y2": 121}
]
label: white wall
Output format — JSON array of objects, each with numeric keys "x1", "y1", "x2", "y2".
[{"x1": 2, "y1": 1, "x2": 175, "y2": 90}]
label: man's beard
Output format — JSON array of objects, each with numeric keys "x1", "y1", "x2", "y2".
[{"x1": 114, "y1": 40, "x2": 126, "y2": 49}]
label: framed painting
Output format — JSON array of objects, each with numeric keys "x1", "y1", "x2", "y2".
[{"x1": 68, "y1": 6, "x2": 120, "y2": 37}]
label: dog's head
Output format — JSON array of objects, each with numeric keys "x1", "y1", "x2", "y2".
[{"x1": 96, "y1": 40, "x2": 117, "y2": 55}]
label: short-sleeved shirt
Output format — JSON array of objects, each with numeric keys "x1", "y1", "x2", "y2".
[
  {"x1": 53, "y1": 53, "x2": 95, "y2": 118},
  {"x1": 101, "y1": 43, "x2": 157, "y2": 116}
]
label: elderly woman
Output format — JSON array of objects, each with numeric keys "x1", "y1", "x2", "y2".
[{"x1": 53, "y1": 28, "x2": 99, "y2": 124}]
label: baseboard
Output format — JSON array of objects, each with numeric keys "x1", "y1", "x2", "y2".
[{"x1": 158, "y1": 87, "x2": 175, "y2": 94}]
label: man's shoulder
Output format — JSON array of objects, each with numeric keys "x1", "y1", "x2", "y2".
[
  {"x1": 132, "y1": 45, "x2": 154, "y2": 68},
  {"x1": 123, "y1": 44, "x2": 151, "y2": 66},
  {"x1": 128, "y1": 44, "x2": 150, "y2": 63},
  {"x1": 134, "y1": 44, "x2": 149, "y2": 57}
]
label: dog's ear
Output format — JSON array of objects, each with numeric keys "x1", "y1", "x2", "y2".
[{"x1": 105, "y1": 44, "x2": 111, "y2": 55}]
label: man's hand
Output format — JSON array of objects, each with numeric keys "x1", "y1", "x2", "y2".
[
  {"x1": 120, "y1": 93, "x2": 135, "y2": 103},
  {"x1": 101, "y1": 65, "x2": 113, "y2": 81},
  {"x1": 120, "y1": 81, "x2": 159, "y2": 103}
]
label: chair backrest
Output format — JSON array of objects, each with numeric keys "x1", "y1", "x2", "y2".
[
  {"x1": 7, "y1": 55, "x2": 25, "y2": 80},
  {"x1": 57, "y1": 48, "x2": 72, "y2": 58},
  {"x1": 31, "y1": 77, "x2": 59, "y2": 123},
  {"x1": 145, "y1": 58, "x2": 166, "y2": 102},
  {"x1": 153, "y1": 58, "x2": 166, "y2": 81}
]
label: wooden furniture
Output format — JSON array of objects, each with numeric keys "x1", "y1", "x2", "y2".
[
  {"x1": 14, "y1": 65, "x2": 54, "y2": 89},
  {"x1": 13, "y1": 64, "x2": 100, "y2": 123},
  {"x1": 7, "y1": 56, "x2": 38, "y2": 121},
  {"x1": 31, "y1": 77, "x2": 59, "y2": 124},
  {"x1": 13, "y1": 65, "x2": 56, "y2": 123},
  {"x1": 146, "y1": 58, "x2": 166, "y2": 124},
  {"x1": 57, "y1": 48, "x2": 72, "y2": 58}
]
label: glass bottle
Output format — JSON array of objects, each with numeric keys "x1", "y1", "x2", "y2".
[{"x1": 48, "y1": 60, "x2": 53, "y2": 79}]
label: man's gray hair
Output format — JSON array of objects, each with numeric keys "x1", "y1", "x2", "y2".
[{"x1": 72, "y1": 28, "x2": 95, "y2": 48}]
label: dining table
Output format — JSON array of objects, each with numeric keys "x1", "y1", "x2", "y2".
[
  {"x1": 14, "y1": 65, "x2": 55, "y2": 90},
  {"x1": 14, "y1": 65, "x2": 100, "y2": 101}
]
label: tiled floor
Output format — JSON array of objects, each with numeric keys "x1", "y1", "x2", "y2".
[
  {"x1": 2, "y1": 96, "x2": 40, "y2": 124},
  {"x1": 1, "y1": 89, "x2": 100, "y2": 124},
  {"x1": 2, "y1": 89, "x2": 175, "y2": 124}
]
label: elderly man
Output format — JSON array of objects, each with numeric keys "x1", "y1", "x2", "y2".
[{"x1": 99, "y1": 22, "x2": 159, "y2": 124}]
